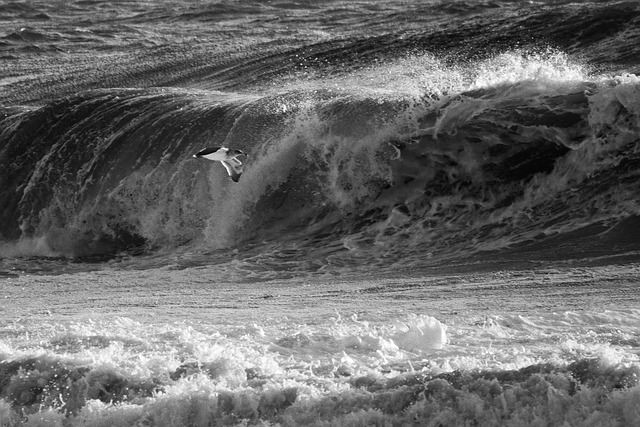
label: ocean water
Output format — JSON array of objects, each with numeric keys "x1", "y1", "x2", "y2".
[{"x1": 1, "y1": 0, "x2": 640, "y2": 425}]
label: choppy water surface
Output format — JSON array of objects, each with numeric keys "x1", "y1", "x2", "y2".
[{"x1": 1, "y1": 0, "x2": 640, "y2": 425}]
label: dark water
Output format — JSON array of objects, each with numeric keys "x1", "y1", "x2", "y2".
[
  {"x1": 1, "y1": 2, "x2": 640, "y2": 425},
  {"x1": 2, "y1": 0, "x2": 640, "y2": 275}
]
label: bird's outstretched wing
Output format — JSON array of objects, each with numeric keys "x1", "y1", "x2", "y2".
[{"x1": 221, "y1": 160, "x2": 243, "y2": 182}]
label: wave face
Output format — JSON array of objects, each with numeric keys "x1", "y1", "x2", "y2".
[{"x1": 2, "y1": 0, "x2": 640, "y2": 271}]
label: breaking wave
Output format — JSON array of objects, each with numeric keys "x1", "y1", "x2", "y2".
[{"x1": 2, "y1": 51, "x2": 640, "y2": 270}]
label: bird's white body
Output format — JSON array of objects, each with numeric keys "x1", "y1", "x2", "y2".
[{"x1": 193, "y1": 146, "x2": 247, "y2": 182}]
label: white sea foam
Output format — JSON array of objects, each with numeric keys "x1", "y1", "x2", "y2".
[{"x1": 1, "y1": 302, "x2": 638, "y2": 426}]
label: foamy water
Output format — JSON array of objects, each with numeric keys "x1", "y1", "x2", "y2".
[{"x1": 2, "y1": 265, "x2": 639, "y2": 425}]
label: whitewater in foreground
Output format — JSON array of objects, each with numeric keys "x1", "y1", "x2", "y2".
[{"x1": 1, "y1": 264, "x2": 639, "y2": 426}]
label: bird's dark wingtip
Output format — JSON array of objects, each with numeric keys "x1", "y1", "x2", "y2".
[{"x1": 194, "y1": 146, "x2": 222, "y2": 157}]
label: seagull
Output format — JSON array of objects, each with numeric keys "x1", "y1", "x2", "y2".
[{"x1": 193, "y1": 146, "x2": 247, "y2": 182}]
